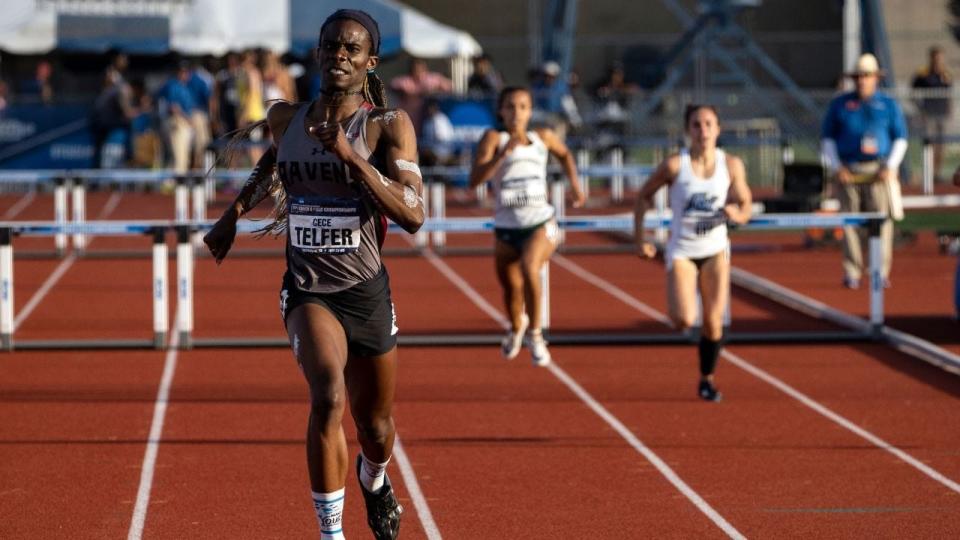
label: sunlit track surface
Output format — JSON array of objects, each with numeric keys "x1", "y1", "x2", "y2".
[{"x1": 1, "y1": 192, "x2": 958, "y2": 538}]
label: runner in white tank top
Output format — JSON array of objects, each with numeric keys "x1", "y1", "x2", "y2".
[
  {"x1": 490, "y1": 130, "x2": 555, "y2": 229},
  {"x1": 665, "y1": 147, "x2": 732, "y2": 266},
  {"x1": 470, "y1": 86, "x2": 585, "y2": 367},
  {"x1": 633, "y1": 105, "x2": 753, "y2": 402}
]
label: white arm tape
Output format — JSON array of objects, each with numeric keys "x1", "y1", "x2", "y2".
[{"x1": 395, "y1": 159, "x2": 422, "y2": 179}]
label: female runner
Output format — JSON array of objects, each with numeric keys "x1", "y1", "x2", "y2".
[
  {"x1": 634, "y1": 105, "x2": 752, "y2": 401},
  {"x1": 469, "y1": 86, "x2": 585, "y2": 366}
]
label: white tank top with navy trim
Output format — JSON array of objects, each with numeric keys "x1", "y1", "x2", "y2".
[
  {"x1": 490, "y1": 131, "x2": 555, "y2": 229},
  {"x1": 666, "y1": 148, "x2": 731, "y2": 261}
]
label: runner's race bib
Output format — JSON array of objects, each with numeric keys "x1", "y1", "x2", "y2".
[
  {"x1": 499, "y1": 176, "x2": 547, "y2": 208},
  {"x1": 288, "y1": 197, "x2": 361, "y2": 254}
]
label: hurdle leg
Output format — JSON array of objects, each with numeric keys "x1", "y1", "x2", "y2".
[
  {"x1": 54, "y1": 177, "x2": 68, "y2": 256},
  {"x1": 71, "y1": 177, "x2": 87, "y2": 253},
  {"x1": 577, "y1": 148, "x2": 590, "y2": 200},
  {"x1": 0, "y1": 228, "x2": 13, "y2": 351},
  {"x1": 551, "y1": 181, "x2": 566, "y2": 246},
  {"x1": 922, "y1": 140, "x2": 934, "y2": 195},
  {"x1": 175, "y1": 175, "x2": 189, "y2": 222},
  {"x1": 430, "y1": 182, "x2": 446, "y2": 249},
  {"x1": 176, "y1": 226, "x2": 194, "y2": 349},
  {"x1": 654, "y1": 186, "x2": 668, "y2": 245},
  {"x1": 191, "y1": 176, "x2": 206, "y2": 247},
  {"x1": 152, "y1": 228, "x2": 169, "y2": 349},
  {"x1": 539, "y1": 261, "x2": 550, "y2": 332},
  {"x1": 868, "y1": 221, "x2": 884, "y2": 338},
  {"x1": 416, "y1": 182, "x2": 429, "y2": 248},
  {"x1": 611, "y1": 147, "x2": 624, "y2": 203},
  {"x1": 203, "y1": 149, "x2": 216, "y2": 202}
]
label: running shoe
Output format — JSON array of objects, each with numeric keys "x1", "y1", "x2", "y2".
[
  {"x1": 842, "y1": 277, "x2": 860, "y2": 290},
  {"x1": 698, "y1": 380, "x2": 722, "y2": 402},
  {"x1": 356, "y1": 455, "x2": 403, "y2": 540},
  {"x1": 527, "y1": 331, "x2": 552, "y2": 367},
  {"x1": 501, "y1": 313, "x2": 529, "y2": 360}
]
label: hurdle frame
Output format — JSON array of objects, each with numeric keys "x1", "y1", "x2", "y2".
[
  {"x1": 173, "y1": 212, "x2": 889, "y2": 349},
  {"x1": 0, "y1": 221, "x2": 170, "y2": 351}
]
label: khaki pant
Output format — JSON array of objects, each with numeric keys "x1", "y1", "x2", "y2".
[
  {"x1": 837, "y1": 179, "x2": 894, "y2": 280},
  {"x1": 190, "y1": 111, "x2": 211, "y2": 169},
  {"x1": 169, "y1": 115, "x2": 193, "y2": 174}
]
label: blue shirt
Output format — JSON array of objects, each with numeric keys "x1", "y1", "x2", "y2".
[
  {"x1": 821, "y1": 91, "x2": 907, "y2": 163},
  {"x1": 157, "y1": 78, "x2": 196, "y2": 116},
  {"x1": 186, "y1": 71, "x2": 212, "y2": 114}
]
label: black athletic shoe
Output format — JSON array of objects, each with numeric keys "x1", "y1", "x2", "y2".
[
  {"x1": 356, "y1": 455, "x2": 403, "y2": 540},
  {"x1": 698, "y1": 380, "x2": 722, "y2": 402}
]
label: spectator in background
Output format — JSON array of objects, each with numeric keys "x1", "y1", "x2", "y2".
[
  {"x1": 214, "y1": 52, "x2": 242, "y2": 136},
  {"x1": 467, "y1": 54, "x2": 502, "y2": 97},
  {"x1": 156, "y1": 62, "x2": 197, "y2": 173},
  {"x1": 130, "y1": 92, "x2": 161, "y2": 168},
  {"x1": 912, "y1": 45, "x2": 953, "y2": 183},
  {"x1": 261, "y1": 50, "x2": 297, "y2": 104},
  {"x1": 593, "y1": 62, "x2": 639, "y2": 136},
  {"x1": 0, "y1": 81, "x2": 8, "y2": 116},
  {"x1": 19, "y1": 60, "x2": 54, "y2": 105},
  {"x1": 237, "y1": 49, "x2": 265, "y2": 163},
  {"x1": 821, "y1": 53, "x2": 907, "y2": 290},
  {"x1": 390, "y1": 57, "x2": 452, "y2": 132},
  {"x1": 530, "y1": 61, "x2": 582, "y2": 138},
  {"x1": 420, "y1": 97, "x2": 456, "y2": 167},
  {"x1": 187, "y1": 60, "x2": 214, "y2": 169},
  {"x1": 89, "y1": 64, "x2": 135, "y2": 168}
]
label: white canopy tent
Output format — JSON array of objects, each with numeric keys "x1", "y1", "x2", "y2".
[{"x1": 0, "y1": 0, "x2": 481, "y2": 91}]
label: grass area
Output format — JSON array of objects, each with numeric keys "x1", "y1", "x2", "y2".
[{"x1": 899, "y1": 209, "x2": 960, "y2": 232}]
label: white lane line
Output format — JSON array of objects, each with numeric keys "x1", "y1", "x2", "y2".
[
  {"x1": 420, "y1": 248, "x2": 508, "y2": 328},
  {"x1": 722, "y1": 350, "x2": 960, "y2": 494},
  {"x1": 552, "y1": 254, "x2": 674, "y2": 326},
  {"x1": 13, "y1": 254, "x2": 75, "y2": 330},
  {"x1": 392, "y1": 436, "x2": 442, "y2": 540},
  {"x1": 546, "y1": 362, "x2": 746, "y2": 539},
  {"x1": 127, "y1": 317, "x2": 180, "y2": 540},
  {"x1": 417, "y1": 247, "x2": 746, "y2": 539},
  {"x1": 100, "y1": 191, "x2": 124, "y2": 218},
  {"x1": 556, "y1": 254, "x2": 960, "y2": 496},
  {"x1": 2, "y1": 191, "x2": 36, "y2": 219},
  {"x1": 11, "y1": 193, "x2": 123, "y2": 329}
]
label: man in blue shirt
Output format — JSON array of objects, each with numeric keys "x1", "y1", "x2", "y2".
[
  {"x1": 157, "y1": 62, "x2": 197, "y2": 173},
  {"x1": 821, "y1": 53, "x2": 907, "y2": 289}
]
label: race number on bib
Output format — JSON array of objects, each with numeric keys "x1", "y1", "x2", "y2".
[
  {"x1": 288, "y1": 198, "x2": 362, "y2": 254},
  {"x1": 499, "y1": 177, "x2": 547, "y2": 208}
]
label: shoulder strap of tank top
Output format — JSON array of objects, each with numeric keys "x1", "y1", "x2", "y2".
[
  {"x1": 678, "y1": 148, "x2": 691, "y2": 174},
  {"x1": 280, "y1": 103, "x2": 310, "y2": 146},
  {"x1": 346, "y1": 102, "x2": 374, "y2": 133}
]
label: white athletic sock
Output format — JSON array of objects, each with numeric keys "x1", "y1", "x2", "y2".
[
  {"x1": 312, "y1": 489, "x2": 345, "y2": 540},
  {"x1": 360, "y1": 453, "x2": 391, "y2": 494}
]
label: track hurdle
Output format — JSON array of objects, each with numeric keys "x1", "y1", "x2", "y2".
[{"x1": 0, "y1": 221, "x2": 171, "y2": 351}]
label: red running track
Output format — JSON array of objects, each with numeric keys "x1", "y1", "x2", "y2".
[{"x1": 1, "y1": 192, "x2": 959, "y2": 538}]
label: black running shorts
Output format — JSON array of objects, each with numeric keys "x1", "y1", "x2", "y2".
[{"x1": 279, "y1": 268, "x2": 398, "y2": 357}]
